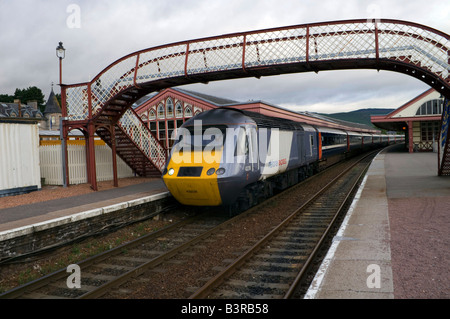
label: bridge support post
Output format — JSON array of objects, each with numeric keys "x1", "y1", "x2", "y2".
[
  {"x1": 61, "y1": 122, "x2": 69, "y2": 187},
  {"x1": 111, "y1": 124, "x2": 118, "y2": 187},
  {"x1": 438, "y1": 98, "x2": 450, "y2": 175},
  {"x1": 408, "y1": 120, "x2": 414, "y2": 153},
  {"x1": 60, "y1": 86, "x2": 70, "y2": 187},
  {"x1": 87, "y1": 122, "x2": 98, "y2": 191}
]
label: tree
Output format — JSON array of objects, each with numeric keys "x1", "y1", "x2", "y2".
[
  {"x1": 55, "y1": 93, "x2": 62, "y2": 107},
  {"x1": 0, "y1": 94, "x2": 14, "y2": 103},
  {"x1": 14, "y1": 87, "x2": 45, "y2": 112}
]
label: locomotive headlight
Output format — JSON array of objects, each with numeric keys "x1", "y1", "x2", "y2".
[
  {"x1": 216, "y1": 168, "x2": 226, "y2": 175},
  {"x1": 206, "y1": 168, "x2": 215, "y2": 175},
  {"x1": 168, "y1": 168, "x2": 175, "y2": 176}
]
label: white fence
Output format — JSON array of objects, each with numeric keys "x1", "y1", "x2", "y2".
[{"x1": 39, "y1": 144, "x2": 134, "y2": 185}]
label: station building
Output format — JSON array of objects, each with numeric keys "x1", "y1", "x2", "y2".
[
  {"x1": 134, "y1": 87, "x2": 379, "y2": 150},
  {"x1": 371, "y1": 88, "x2": 444, "y2": 153},
  {"x1": 0, "y1": 87, "x2": 63, "y2": 131},
  {"x1": 0, "y1": 100, "x2": 43, "y2": 120}
]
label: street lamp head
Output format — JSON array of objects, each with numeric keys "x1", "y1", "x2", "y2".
[{"x1": 56, "y1": 41, "x2": 65, "y2": 59}]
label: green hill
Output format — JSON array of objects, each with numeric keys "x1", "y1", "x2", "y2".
[{"x1": 318, "y1": 108, "x2": 394, "y2": 128}]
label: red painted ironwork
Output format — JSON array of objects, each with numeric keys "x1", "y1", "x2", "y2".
[
  {"x1": 438, "y1": 98, "x2": 450, "y2": 175},
  {"x1": 61, "y1": 19, "x2": 450, "y2": 188},
  {"x1": 242, "y1": 34, "x2": 247, "y2": 74},
  {"x1": 374, "y1": 21, "x2": 380, "y2": 64}
]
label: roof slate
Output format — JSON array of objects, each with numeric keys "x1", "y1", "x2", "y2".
[{"x1": 44, "y1": 89, "x2": 62, "y2": 114}]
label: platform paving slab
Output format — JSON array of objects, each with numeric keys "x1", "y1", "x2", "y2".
[
  {"x1": 306, "y1": 145, "x2": 450, "y2": 299},
  {"x1": 0, "y1": 180, "x2": 168, "y2": 238},
  {"x1": 305, "y1": 150, "x2": 394, "y2": 299}
]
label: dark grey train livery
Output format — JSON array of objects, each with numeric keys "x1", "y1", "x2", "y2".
[{"x1": 162, "y1": 108, "x2": 403, "y2": 209}]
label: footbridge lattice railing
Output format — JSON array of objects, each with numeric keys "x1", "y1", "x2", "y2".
[{"x1": 62, "y1": 18, "x2": 450, "y2": 176}]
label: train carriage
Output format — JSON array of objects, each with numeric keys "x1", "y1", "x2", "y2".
[
  {"x1": 347, "y1": 131, "x2": 363, "y2": 152},
  {"x1": 162, "y1": 108, "x2": 404, "y2": 211},
  {"x1": 362, "y1": 134, "x2": 374, "y2": 151}
]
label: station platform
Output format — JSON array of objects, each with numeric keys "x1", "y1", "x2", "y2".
[
  {"x1": 305, "y1": 144, "x2": 450, "y2": 299},
  {"x1": 0, "y1": 179, "x2": 169, "y2": 238}
]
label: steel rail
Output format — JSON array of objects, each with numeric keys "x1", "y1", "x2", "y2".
[
  {"x1": 0, "y1": 213, "x2": 201, "y2": 299},
  {"x1": 77, "y1": 212, "x2": 248, "y2": 299},
  {"x1": 77, "y1": 163, "x2": 343, "y2": 299},
  {"x1": 75, "y1": 159, "x2": 353, "y2": 298},
  {"x1": 188, "y1": 150, "x2": 378, "y2": 299},
  {"x1": 283, "y1": 152, "x2": 374, "y2": 298}
]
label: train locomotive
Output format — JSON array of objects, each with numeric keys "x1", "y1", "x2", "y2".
[{"x1": 162, "y1": 108, "x2": 403, "y2": 211}]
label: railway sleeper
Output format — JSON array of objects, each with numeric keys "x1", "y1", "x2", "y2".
[
  {"x1": 239, "y1": 268, "x2": 298, "y2": 278},
  {"x1": 216, "y1": 283, "x2": 287, "y2": 298},
  {"x1": 234, "y1": 271, "x2": 296, "y2": 284},
  {"x1": 226, "y1": 279, "x2": 291, "y2": 291}
]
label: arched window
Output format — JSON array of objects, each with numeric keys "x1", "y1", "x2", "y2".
[
  {"x1": 416, "y1": 99, "x2": 443, "y2": 116},
  {"x1": 157, "y1": 103, "x2": 165, "y2": 119},
  {"x1": 149, "y1": 109, "x2": 156, "y2": 120},
  {"x1": 166, "y1": 98, "x2": 174, "y2": 118},
  {"x1": 185, "y1": 106, "x2": 192, "y2": 118},
  {"x1": 175, "y1": 102, "x2": 183, "y2": 118},
  {"x1": 140, "y1": 113, "x2": 148, "y2": 121}
]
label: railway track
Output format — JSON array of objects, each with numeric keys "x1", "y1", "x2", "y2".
[
  {"x1": 189, "y1": 150, "x2": 376, "y2": 299},
  {"x1": 0, "y1": 150, "x2": 378, "y2": 299},
  {"x1": 0, "y1": 210, "x2": 231, "y2": 299}
]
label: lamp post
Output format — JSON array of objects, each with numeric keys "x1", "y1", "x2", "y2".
[
  {"x1": 56, "y1": 41, "x2": 68, "y2": 187},
  {"x1": 56, "y1": 41, "x2": 65, "y2": 85}
]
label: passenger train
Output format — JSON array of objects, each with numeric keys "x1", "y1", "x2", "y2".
[{"x1": 162, "y1": 108, "x2": 404, "y2": 211}]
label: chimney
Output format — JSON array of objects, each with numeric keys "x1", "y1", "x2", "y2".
[
  {"x1": 28, "y1": 100, "x2": 38, "y2": 110},
  {"x1": 14, "y1": 99, "x2": 22, "y2": 117}
]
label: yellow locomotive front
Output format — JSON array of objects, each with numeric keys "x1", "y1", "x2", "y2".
[
  {"x1": 162, "y1": 108, "x2": 259, "y2": 207},
  {"x1": 163, "y1": 141, "x2": 224, "y2": 206}
]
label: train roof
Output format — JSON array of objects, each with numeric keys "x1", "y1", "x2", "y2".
[
  {"x1": 240, "y1": 109, "x2": 306, "y2": 131},
  {"x1": 182, "y1": 107, "x2": 308, "y2": 131},
  {"x1": 183, "y1": 107, "x2": 380, "y2": 134},
  {"x1": 182, "y1": 108, "x2": 256, "y2": 127}
]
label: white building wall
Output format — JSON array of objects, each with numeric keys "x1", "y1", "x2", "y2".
[
  {"x1": 0, "y1": 122, "x2": 41, "y2": 196},
  {"x1": 392, "y1": 90, "x2": 441, "y2": 118}
]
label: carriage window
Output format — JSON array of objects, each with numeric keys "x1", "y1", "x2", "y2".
[
  {"x1": 174, "y1": 125, "x2": 227, "y2": 150},
  {"x1": 234, "y1": 127, "x2": 248, "y2": 157}
]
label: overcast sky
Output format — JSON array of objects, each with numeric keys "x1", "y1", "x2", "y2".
[{"x1": 0, "y1": 0, "x2": 449, "y2": 113}]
